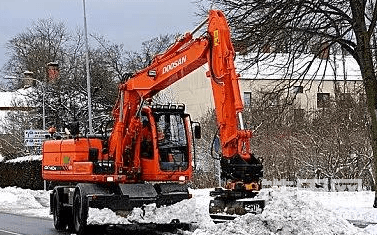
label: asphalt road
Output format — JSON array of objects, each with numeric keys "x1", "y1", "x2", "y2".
[
  {"x1": 0, "y1": 212, "x2": 191, "y2": 235},
  {"x1": 0, "y1": 213, "x2": 69, "y2": 235}
]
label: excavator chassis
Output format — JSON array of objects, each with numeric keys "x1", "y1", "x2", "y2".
[
  {"x1": 51, "y1": 183, "x2": 190, "y2": 234},
  {"x1": 209, "y1": 187, "x2": 265, "y2": 223}
]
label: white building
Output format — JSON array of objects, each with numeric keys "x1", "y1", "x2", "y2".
[
  {"x1": 164, "y1": 54, "x2": 363, "y2": 120},
  {"x1": 0, "y1": 89, "x2": 33, "y2": 132}
]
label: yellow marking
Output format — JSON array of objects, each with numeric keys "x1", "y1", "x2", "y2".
[{"x1": 214, "y1": 30, "x2": 219, "y2": 46}]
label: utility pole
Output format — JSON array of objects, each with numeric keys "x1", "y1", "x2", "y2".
[{"x1": 83, "y1": 0, "x2": 93, "y2": 134}]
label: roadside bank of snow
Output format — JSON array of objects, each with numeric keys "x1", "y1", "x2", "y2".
[
  {"x1": 299, "y1": 189, "x2": 377, "y2": 234},
  {"x1": 5, "y1": 155, "x2": 42, "y2": 163},
  {"x1": 0, "y1": 186, "x2": 51, "y2": 219}
]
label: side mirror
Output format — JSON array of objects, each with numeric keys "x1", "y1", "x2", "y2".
[
  {"x1": 193, "y1": 123, "x2": 201, "y2": 139},
  {"x1": 214, "y1": 135, "x2": 220, "y2": 153}
]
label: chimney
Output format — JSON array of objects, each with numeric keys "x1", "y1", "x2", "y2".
[
  {"x1": 46, "y1": 61, "x2": 59, "y2": 82},
  {"x1": 23, "y1": 71, "x2": 34, "y2": 88}
]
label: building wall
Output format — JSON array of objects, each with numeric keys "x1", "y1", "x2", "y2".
[
  {"x1": 166, "y1": 65, "x2": 215, "y2": 120},
  {"x1": 163, "y1": 63, "x2": 363, "y2": 120},
  {"x1": 240, "y1": 79, "x2": 364, "y2": 111}
]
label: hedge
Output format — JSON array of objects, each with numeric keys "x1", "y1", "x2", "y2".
[{"x1": 0, "y1": 160, "x2": 44, "y2": 190}]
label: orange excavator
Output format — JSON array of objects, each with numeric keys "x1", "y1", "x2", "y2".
[{"x1": 42, "y1": 10, "x2": 264, "y2": 234}]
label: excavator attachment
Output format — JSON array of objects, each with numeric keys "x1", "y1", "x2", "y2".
[
  {"x1": 209, "y1": 188, "x2": 265, "y2": 223},
  {"x1": 209, "y1": 155, "x2": 265, "y2": 223}
]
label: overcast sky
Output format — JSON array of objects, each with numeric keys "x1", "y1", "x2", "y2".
[{"x1": 0, "y1": 0, "x2": 200, "y2": 71}]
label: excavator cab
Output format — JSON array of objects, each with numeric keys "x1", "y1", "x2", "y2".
[
  {"x1": 138, "y1": 104, "x2": 196, "y2": 182},
  {"x1": 154, "y1": 111, "x2": 189, "y2": 171}
]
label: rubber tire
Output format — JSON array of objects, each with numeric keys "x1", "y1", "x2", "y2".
[
  {"x1": 67, "y1": 208, "x2": 75, "y2": 233},
  {"x1": 52, "y1": 191, "x2": 68, "y2": 231},
  {"x1": 73, "y1": 188, "x2": 88, "y2": 235}
]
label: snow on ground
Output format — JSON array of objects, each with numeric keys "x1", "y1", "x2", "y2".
[
  {"x1": 299, "y1": 190, "x2": 377, "y2": 222},
  {"x1": 5, "y1": 155, "x2": 42, "y2": 163},
  {"x1": 0, "y1": 186, "x2": 376, "y2": 234},
  {"x1": 0, "y1": 186, "x2": 51, "y2": 219},
  {"x1": 87, "y1": 189, "x2": 202, "y2": 226},
  {"x1": 192, "y1": 188, "x2": 373, "y2": 235}
]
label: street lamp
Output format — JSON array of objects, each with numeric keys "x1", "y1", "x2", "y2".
[
  {"x1": 5, "y1": 71, "x2": 46, "y2": 130},
  {"x1": 25, "y1": 71, "x2": 46, "y2": 130},
  {"x1": 83, "y1": 0, "x2": 93, "y2": 135}
]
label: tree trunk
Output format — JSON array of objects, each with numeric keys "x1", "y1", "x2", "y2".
[
  {"x1": 355, "y1": 33, "x2": 377, "y2": 205},
  {"x1": 364, "y1": 70, "x2": 377, "y2": 186},
  {"x1": 349, "y1": 0, "x2": 377, "y2": 204}
]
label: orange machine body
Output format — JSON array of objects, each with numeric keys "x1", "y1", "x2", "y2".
[
  {"x1": 43, "y1": 11, "x2": 264, "y2": 232},
  {"x1": 43, "y1": 9, "x2": 256, "y2": 188},
  {"x1": 43, "y1": 106, "x2": 193, "y2": 184}
]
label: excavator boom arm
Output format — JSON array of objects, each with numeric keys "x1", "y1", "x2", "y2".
[{"x1": 108, "y1": 10, "x2": 253, "y2": 172}]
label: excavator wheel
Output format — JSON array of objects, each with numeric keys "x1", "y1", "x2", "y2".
[
  {"x1": 73, "y1": 186, "x2": 89, "y2": 235},
  {"x1": 52, "y1": 190, "x2": 69, "y2": 231}
]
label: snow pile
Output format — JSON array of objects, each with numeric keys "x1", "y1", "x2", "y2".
[
  {"x1": 366, "y1": 224, "x2": 377, "y2": 234},
  {"x1": 88, "y1": 194, "x2": 199, "y2": 225},
  {"x1": 6, "y1": 155, "x2": 42, "y2": 163},
  {"x1": 0, "y1": 187, "x2": 51, "y2": 219},
  {"x1": 88, "y1": 208, "x2": 130, "y2": 225},
  {"x1": 193, "y1": 188, "x2": 369, "y2": 235},
  {"x1": 87, "y1": 187, "x2": 376, "y2": 234},
  {"x1": 127, "y1": 198, "x2": 196, "y2": 224}
]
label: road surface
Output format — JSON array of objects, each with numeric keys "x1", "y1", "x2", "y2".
[
  {"x1": 0, "y1": 213, "x2": 68, "y2": 235},
  {"x1": 0, "y1": 212, "x2": 191, "y2": 235}
]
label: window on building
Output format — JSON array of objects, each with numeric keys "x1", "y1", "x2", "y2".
[
  {"x1": 317, "y1": 93, "x2": 330, "y2": 108},
  {"x1": 244, "y1": 92, "x2": 252, "y2": 106}
]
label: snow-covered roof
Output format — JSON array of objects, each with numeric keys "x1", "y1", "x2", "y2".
[
  {"x1": 236, "y1": 53, "x2": 362, "y2": 81},
  {"x1": 0, "y1": 88, "x2": 31, "y2": 108},
  {"x1": 0, "y1": 92, "x2": 17, "y2": 107},
  {"x1": 0, "y1": 88, "x2": 33, "y2": 130}
]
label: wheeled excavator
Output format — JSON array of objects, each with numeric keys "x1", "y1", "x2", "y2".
[{"x1": 42, "y1": 10, "x2": 264, "y2": 234}]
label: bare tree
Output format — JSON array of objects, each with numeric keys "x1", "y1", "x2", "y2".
[
  {"x1": 0, "y1": 19, "x2": 121, "y2": 156},
  {"x1": 199, "y1": 0, "x2": 377, "y2": 191},
  {"x1": 0, "y1": 99, "x2": 33, "y2": 159},
  {"x1": 0, "y1": 18, "x2": 180, "y2": 158},
  {"x1": 240, "y1": 83, "x2": 373, "y2": 187},
  {"x1": 193, "y1": 109, "x2": 223, "y2": 188}
]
